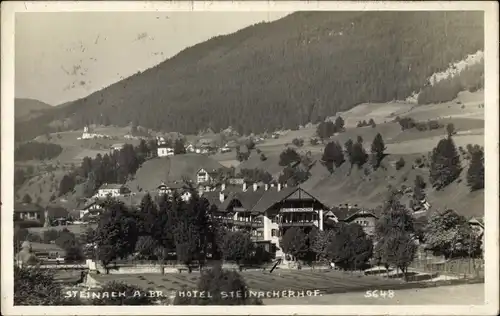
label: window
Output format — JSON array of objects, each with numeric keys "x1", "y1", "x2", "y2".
[
  {"x1": 271, "y1": 229, "x2": 277, "y2": 237},
  {"x1": 271, "y1": 216, "x2": 277, "y2": 224}
]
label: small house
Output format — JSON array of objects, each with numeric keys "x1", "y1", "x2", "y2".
[
  {"x1": 196, "y1": 168, "x2": 218, "y2": 185},
  {"x1": 157, "y1": 146, "x2": 174, "y2": 157},
  {"x1": 110, "y1": 143, "x2": 125, "y2": 152},
  {"x1": 14, "y1": 203, "x2": 43, "y2": 223},
  {"x1": 97, "y1": 183, "x2": 128, "y2": 198}
]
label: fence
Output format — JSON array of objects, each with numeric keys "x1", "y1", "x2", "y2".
[{"x1": 409, "y1": 257, "x2": 484, "y2": 279}]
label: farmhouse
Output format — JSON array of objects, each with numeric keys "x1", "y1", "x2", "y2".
[
  {"x1": 28, "y1": 242, "x2": 66, "y2": 262},
  {"x1": 96, "y1": 183, "x2": 128, "y2": 198},
  {"x1": 196, "y1": 168, "x2": 219, "y2": 185},
  {"x1": 79, "y1": 126, "x2": 107, "y2": 140},
  {"x1": 110, "y1": 143, "x2": 125, "y2": 152},
  {"x1": 157, "y1": 146, "x2": 174, "y2": 157},
  {"x1": 14, "y1": 203, "x2": 43, "y2": 223},
  {"x1": 79, "y1": 200, "x2": 104, "y2": 220},
  {"x1": 333, "y1": 206, "x2": 381, "y2": 236}
]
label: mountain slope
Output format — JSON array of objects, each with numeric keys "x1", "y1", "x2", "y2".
[
  {"x1": 15, "y1": 98, "x2": 52, "y2": 120},
  {"x1": 17, "y1": 11, "x2": 483, "y2": 141}
]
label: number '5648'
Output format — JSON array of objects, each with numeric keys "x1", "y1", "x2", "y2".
[{"x1": 364, "y1": 290, "x2": 395, "y2": 298}]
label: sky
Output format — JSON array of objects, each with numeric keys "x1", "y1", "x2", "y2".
[{"x1": 15, "y1": 11, "x2": 291, "y2": 106}]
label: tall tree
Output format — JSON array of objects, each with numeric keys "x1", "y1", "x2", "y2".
[
  {"x1": 466, "y1": 145, "x2": 484, "y2": 191},
  {"x1": 280, "y1": 227, "x2": 309, "y2": 261},
  {"x1": 446, "y1": 123, "x2": 455, "y2": 137},
  {"x1": 429, "y1": 137, "x2": 462, "y2": 189},
  {"x1": 95, "y1": 201, "x2": 139, "y2": 272},
  {"x1": 374, "y1": 191, "x2": 417, "y2": 281},
  {"x1": 220, "y1": 230, "x2": 255, "y2": 265},
  {"x1": 326, "y1": 223, "x2": 373, "y2": 270},
  {"x1": 278, "y1": 147, "x2": 301, "y2": 166},
  {"x1": 334, "y1": 116, "x2": 345, "y2": 132},
  {"x1": 322, "y1": 141, "x2": 345, "y2": 174},
  {"x1": 424, "y1": 209, "x2": 482, "y2": 259},
  {"x1": 370, "y1": 133, "x2": 386, "y2": 169},
  {"x1": 174, "y1": 138, "x2": 187, "y2": 155}
]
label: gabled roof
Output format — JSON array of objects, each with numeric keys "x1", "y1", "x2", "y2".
[
  {"x1": 213, "y1": 185, "x2": 331, "y2": 215},
  {"x1": 341, "y1": 209, "x2": 380, "y2": 222},
  {"x1": 98, "y1": 183, "x2": 124, "y2": 190},
  {"x1": 14, "y1": 203, "x2": 43, "y2": 213},
  {"x1": 469, "y1": 217, "x2": 484, "y2": 228}
]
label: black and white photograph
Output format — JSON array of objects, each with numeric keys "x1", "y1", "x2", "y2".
[{"x1": 1, "y1": 1, "x2": 498, "y2": 315}]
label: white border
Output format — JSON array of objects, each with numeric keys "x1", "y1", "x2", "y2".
[{"x1": 1, "y1": 1, "x2": 498, "y2": 315}]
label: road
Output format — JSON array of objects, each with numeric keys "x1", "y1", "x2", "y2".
[{"x1": 263, "y1": 283, "x2": 484, "y2": 305}]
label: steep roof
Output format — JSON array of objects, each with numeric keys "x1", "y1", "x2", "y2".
[
  {"x1": 98, "y1": 183, "x2": 124, "y2": 190},
  {"x1": 14, "y1": 203, "x2": 43, "y2": 213},
  {"x1": 213, "y1": 185, "x2": 331, "y2": 215}
]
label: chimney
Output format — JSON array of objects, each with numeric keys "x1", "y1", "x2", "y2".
[
  {"x1": 221, "y1": 183, "x2": 226, "y2": 192},
  {"x1": 243, "y1": 182, "x2": 247, "y2": 192},
  {"x1": 219, "y1": 192, "x2": 225, "y2": 203},
  {"x1": 253, "y1": 183, "x2": 258, "y2": 191},
  {"x1": 265, "y1": 184, "x2": 269, "y2": 191},
  {"x1": 277, "y1": 183, "x2": 281, "y2": 192}
]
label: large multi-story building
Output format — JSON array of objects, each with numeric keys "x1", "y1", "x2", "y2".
[{"x1": 205, "y1": 182, "x2": 329, "y2": 259}]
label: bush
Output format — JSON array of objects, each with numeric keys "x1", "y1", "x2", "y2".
[
  {"x1": 174, "y1": 266, "x2": 262, "y2": 305},
  {"x1": 292, "y1": 138, "x2": 304, "y2": 147},
  {"x1": 259, "y1": 153, "x2": 267, "y2": 161},
  {"x1": 395, "y1": 157, "x2": 405, "y2": 170}
]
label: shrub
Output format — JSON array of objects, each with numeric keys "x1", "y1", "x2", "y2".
[
  {"x1": 174, "y1": 266, "x2": 262, "y2": 305},
  {"x1": 395, "y1": 157, "x2": 405, "y2": 170}
]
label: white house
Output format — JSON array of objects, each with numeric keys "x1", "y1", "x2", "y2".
[
  {"x1": 110, "y1": 143, "x2": 125, "y2": 152},
  {"x1": 80, "y1": 126, "x2": 107, "y2": 140},
  {"x1": 196, "y1": 168, "x2": 218, "y2": 184},
  {"x1": 97, "y1": 183, "x2": 127, "y2": 198},
  {"x1": 157, "y1": 146, "x2": 174, "y2": 157}
]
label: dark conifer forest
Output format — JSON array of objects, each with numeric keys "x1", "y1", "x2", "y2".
[{"x1": 16, "y1": 11, "x2": 483, "y2": 141}]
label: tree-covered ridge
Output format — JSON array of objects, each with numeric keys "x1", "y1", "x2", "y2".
[
  {"x1": 15, "y1": 142, "x2": 63, "y2": 161},
  {"x1": 16, "y1": 11, "x2": 483, "y2": 141}
]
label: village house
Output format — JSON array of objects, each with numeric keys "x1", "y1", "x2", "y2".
[
  {"x1": 196, "y1": 168, "x2": 219, "y2": 185},
  {"x1": 79, "y1": 200, "x2": 104, "y2": 220},
  {"x1": 331, "y1": 205, "x2": 380, "y2": 236},
  {"x1": 14, "y1": 203, "x2": 44, "y2": 223},
  {"x1": 157, "y1": 181, "x2": 192, "y2": 201},
  {"x1": 110, "y1": 143, "x2": 125, "y2": 152},
  {"x1": 78, "y1": 126, "x2": 107, "y2": 140},
  {"x1": 157, "y1": 145, "x2": 174, "y2": 157},
  {"x1": 96, "y1": 183, "x2": 128, "y2": 198}
]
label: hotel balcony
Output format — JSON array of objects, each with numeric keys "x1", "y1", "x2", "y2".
[
  {"x1": 278, "y1": 221, "x2": 318, "y2": 228},
  {"x1": 217, "y1": 218, "x2": 264, "y2": 228}
]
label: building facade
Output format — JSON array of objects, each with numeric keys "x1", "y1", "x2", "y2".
[
  {"x1": 207, "y1": 184, "x2": 328, "y2": 259},
  {"x1": 14, "y1": 203, "x2": 43, "y2": 222},
  {"x1": 97, "y1": 183, "x2": 127, "y2": 198},
  {"x1": 157, "y1": 146, "x2": 174, "y2": 157}
]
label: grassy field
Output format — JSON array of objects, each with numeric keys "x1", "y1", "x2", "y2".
[
  {"x1": 263, "y1": 283, "x2": 484, "y2": 305},
  {"x1": 89, "y1": 269, "x2": 405, "y2": 295}
]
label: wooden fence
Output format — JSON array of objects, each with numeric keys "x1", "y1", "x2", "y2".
[{"x1": 409, "y1": 258, "x2": 484, "y2": 278}]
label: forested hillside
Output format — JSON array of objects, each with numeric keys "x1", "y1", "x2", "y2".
[
  {"x1": 16, "y1": 11, "x2": 483, "y2": 141},
  {"x1": 15, "y1": 98, "x2": 52, "y2": 120}
]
